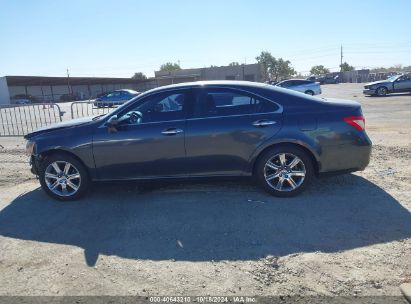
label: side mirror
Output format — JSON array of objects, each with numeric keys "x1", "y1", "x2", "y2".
[{"x1": 106, "y1": 115, "x2": 119, "y2": 128}]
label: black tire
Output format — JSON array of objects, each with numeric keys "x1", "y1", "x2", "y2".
[
  {"x1": 254, "y1": 145, "x2": 314, "y2": 197},
  {"x1": 38, "y1": 153, "x2": 90, "y2": 201},
  {"x1": 305, "y1": 90, "x2": 314, "y2": 96},
  {"x1": 376, "y1": 86, "x2": 388, "y2": 97}
]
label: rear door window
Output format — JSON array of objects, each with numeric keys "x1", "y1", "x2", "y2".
[{"x1": 192, "y1": 88, "x2": 279, "y2": 118}]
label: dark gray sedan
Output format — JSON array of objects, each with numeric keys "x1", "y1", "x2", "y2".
[
  {"x1": 25, "y1": 81, "x2": 371, "y2": 200},
  {"x1": 363, "y1": 74, "x2": 411, "y2": 96}
]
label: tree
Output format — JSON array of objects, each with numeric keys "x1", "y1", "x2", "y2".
[
  {"x1": 310, "y1": 65, "x2": 330, "y2": 76},
  {"x1": 228, "y1": 62, "x2": 240, "y2": 66},
  {"x1": 159, "y1": 62, "x2": 181, "y2": 71},
  {"x1": 131, "y1": 72, "x2": 147, "y2": 80},
  {"x1": 370, "y1": 65, "x2": 411, "y2": 73},
  {"x1": 340, "y1": 62, "x2": 354, "y2": 72},
  {"x1": 256, "y1": 51, "x2": 296, "y2": 81}
]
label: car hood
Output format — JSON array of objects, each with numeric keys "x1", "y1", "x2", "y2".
[
  {"x1": 24, "y1": 116, "x2": 95, "y2": 139},
  {"x1": 365, "y1": 80, "x2": 391, "y2": 86}
]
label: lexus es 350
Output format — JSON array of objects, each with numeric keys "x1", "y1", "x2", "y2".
[{"x1": 24, "y1": 81, "x2": 372, "y2": 201}]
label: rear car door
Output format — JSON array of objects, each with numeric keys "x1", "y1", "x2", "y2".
[
  {"x1": 185, "y1": 87, "x2": 283, "y2": 176},
  {"x1": 291, "y1": 80, "x2": 307, "y2": 93},
  {"x1": 93, "y1": 89, "x2": 192, "y2": 180}
]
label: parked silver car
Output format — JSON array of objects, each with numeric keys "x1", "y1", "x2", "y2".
[
  {"x1": 275, "y1": 79, "x2": 321, "y2": 95},
  {"x1": 363, "y1": 74, "x2": 411, "y2": 96}
]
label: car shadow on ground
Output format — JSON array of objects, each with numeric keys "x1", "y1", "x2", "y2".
[
  {"x1": 0, "y1": 174, "x2": 410, "y2": 267},
  {"x1": 365, "y1": 92, "x2": 411, "y2": 98}
]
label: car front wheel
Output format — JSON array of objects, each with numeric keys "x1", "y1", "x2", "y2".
[
  {"x1": 255, "y1": 146, "x2": 314, "y2": 197},
  {"x1": 376, "y1": 86, "x2": 388, "y2": 96},
  {"x1": 38, "y1": 153, "x2": 89, "y2": 201},
  {"x1": 305, "y1": 90, "x2": 314, "y2": 95}
]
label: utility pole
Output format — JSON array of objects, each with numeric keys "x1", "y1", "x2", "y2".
[
  {"x1": 242, "y1": 63, "x2": 245, "y2": 80},
  {"x1": 340, "y1": 45, "x2": 344, "y2": 82},
  {"x1": 66, "y1": 68, "x2": 71, "y2": 95}
]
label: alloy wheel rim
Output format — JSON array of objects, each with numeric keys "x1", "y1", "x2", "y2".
[
  {"x1": 264, "y1": 153, "x2": 306, "y2": 192},
  {"x1": 378, "y1": 87, "x2": 386, "y2": 95},
  {"x1": 45, "y1": 161, "x2": 81, "y2": 197}
]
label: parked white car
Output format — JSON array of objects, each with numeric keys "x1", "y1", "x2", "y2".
[{"x1": 276, "y1": 79, "x2": 321, "y2": 95}]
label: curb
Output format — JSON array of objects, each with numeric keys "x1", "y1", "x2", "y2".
[{"x1": 401, "y1": 284, "x2": 411, "y2": 303}]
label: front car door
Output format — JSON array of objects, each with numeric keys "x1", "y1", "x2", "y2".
[
  {"x1": 92, "y1": 89, "x2": 192, "y2": 180},
  {"x1": 393, "y1": 74, "x2": 411, "y2": 92},
  {"x1": 185, "y1": 87, "x2": 283, "y2": 176}
]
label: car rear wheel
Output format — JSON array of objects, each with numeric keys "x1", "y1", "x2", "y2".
[
  {"x1": 376, "y1": 86, "x2": 388, "y2": 96},
  {"x1": 305, "y1": 90, "x2": 314, "y2": 95},
  {"x1": 255, "y1": 146, "x2": 314, "y2": 197},
  {"x1": 38, "y1": 153, "x2": 89, "y2": 201}
]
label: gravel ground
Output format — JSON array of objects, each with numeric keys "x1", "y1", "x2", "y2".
[{"x1": 0, "y1": 83, "x2": 410, "y2": 298}]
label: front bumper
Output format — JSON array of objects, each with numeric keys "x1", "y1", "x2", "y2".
[
  {"x1": 29, "y1": 155, "x2": 39, "y2": 175},
  {"x1": 363, "y1": 89, "x2": 376, "y2": 95}
]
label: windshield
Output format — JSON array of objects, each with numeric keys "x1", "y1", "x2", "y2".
[
  {"x1": 387, "y1": 75, "x2": 401, "y2": 82},
  {"x1": 93, "y1": 90, "x2": 151, "y2": 120}
]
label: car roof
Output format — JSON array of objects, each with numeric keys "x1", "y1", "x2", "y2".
[
  {"x1": 277, "y1": 79, "x2": 308, "y2": 83},
  {"x1": 145, "y1": 80, "x2": 286, "y2": 94},
  {"x1": 136, "y1": 80, "x2": 325, "y2": 103},
  {"x1": 114, "y1": 89, "x2": 139, "y2": 93}
]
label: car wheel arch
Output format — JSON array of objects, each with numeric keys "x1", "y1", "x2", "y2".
[
  {"x1": 37, "y1": 149, "x2": 91, "y2": 177},
  {"x1": 376, "y1": 86, "x2": 389, "y2": 96},
  {"x1": 250, "y1": 141, "x2": 320, "y2": 176}
]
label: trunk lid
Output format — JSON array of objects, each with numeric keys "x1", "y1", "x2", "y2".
[{"x1": 320, "y1": 98, "x2": 361, "y2": 108}]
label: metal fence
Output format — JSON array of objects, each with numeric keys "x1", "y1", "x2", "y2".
[
  {"x1": 70, "y1": 101, "x2": 120, "y2": 119},
  {"x1": 0, "y1": 103, "x2": 62, "y2": 136}
]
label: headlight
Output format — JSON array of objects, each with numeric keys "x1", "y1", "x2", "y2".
[{"x1": 25, "y1": 140, "x2": 35, "y2": 156}]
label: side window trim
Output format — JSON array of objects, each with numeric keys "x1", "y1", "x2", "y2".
[{"x1": 101, "y1": 86, "x2": 282, "y2": 127}]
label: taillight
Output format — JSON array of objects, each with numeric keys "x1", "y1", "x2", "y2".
[{"x1": 344, "y1": 116, "x2": 365, "y2": 131}]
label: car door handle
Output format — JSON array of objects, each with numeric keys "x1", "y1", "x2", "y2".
[
  {"x1": 161, "y1": 128, "x2": 184, "y2": 135},
  {"x1": 252, "y1": 120, "x2": 277, "y2": 127}
]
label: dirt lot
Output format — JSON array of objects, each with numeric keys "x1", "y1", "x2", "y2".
[{"x1": 0, "y1": 83, "x2": 410, "y2": 298}]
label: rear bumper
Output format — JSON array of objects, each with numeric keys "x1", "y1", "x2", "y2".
[{"x1": 319, "y1": 133, "x2": 372, "y2": 173}]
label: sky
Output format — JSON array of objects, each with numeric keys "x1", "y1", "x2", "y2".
[{"x1": 0, "y1": 0, "x2": 410, "y2": 78}]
